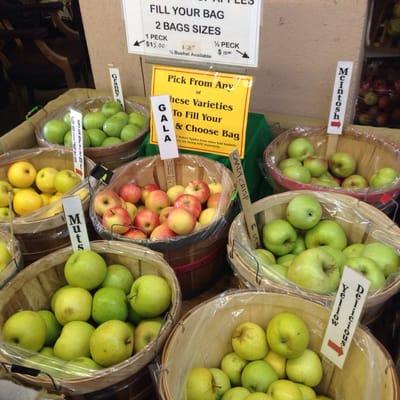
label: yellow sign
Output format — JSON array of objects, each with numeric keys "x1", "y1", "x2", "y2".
[{"x1": 150, "y1": 65, "x2": 252, "y2": 158}]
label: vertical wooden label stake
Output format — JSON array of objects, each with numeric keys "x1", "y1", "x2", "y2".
[{"x1": 229, "y1": 149, "x2": 261, "y2": 248}]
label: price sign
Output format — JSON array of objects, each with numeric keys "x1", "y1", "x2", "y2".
[{"x1": 70, "y1": 110, "x2": 85, "y2": 178}]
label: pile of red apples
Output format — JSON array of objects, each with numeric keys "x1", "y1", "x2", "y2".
[{"x1": 93, "y1": 180, "x2": 223, "y2": 240}]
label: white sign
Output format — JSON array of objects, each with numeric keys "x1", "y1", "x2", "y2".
[
  {"x1": 321, "y1": 267, "x2": 370, "y2": 369},
  {"x1": 151, "y1": 95, "x2": 179, "y2": 160},
  {"x1": 327, "y1": 61, "x2": 354, "y2": 135},
  {"x1": 121, "y1": 0, "x2": 262, "y2": 68},
  {"x1": 62, "y1": 196, "x2": 90, "y2": 251},
  {"x1": 70, "y1": 109, "x2": 85, "y2": 178},
  {"x1": 109, "y1": 66, "x2": 125, "y2": 110}
]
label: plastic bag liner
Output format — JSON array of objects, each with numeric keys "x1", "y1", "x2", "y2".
[
  {"x1": 158, "y1": 290, "x2": 399, "y2": 400},
  {"x1": 263, "y1": 126, "x2": 400, "y2": 211},
  {"x1": 0, "y1": 241, "x2": 181, "y2": 395},
  {"x1": 228, "y1": 190, "x2": 400, "y2": 324},
  {"x1": 34, "y1": 96, "x2": 150, "y2": 169},
  {"x1": 0, "y1": 230, "x2": 22, "y2": 289},
  {"x1": 0, "y1": 148, "x2": 96, "y2": 258},
  {"x1": 89, "y1": 154, "x2": 236, "y2": 253}
]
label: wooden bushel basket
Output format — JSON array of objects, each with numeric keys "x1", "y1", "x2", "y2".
[
  {"x1": 227, "y1": 190, "x2": 400, "y2": 325},
  {"x1": 0, "y1": 148, "x2": 96, "y2": 264},
  {"x1": 0, "y1": 230, "x2": 22, "y2": 289},
  {"x1": 90, "y1": 155, "x2": 236, "y2": 299},
  {"x1": 35, "y1": 97, "x2": 150, "y2": 170},
  {"x1": 0, "y1": 241, "x2": 181, "y2": 397},
  {"x1": 264, "y1": 127, "x2": 400, "y2": 210},
  {"x1": 159, "y1": 291, "x2": 399, "y2": 400}
]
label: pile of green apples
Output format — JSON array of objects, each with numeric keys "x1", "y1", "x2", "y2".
[
  {"x1": 278, "y1": 137, "x2": 398, "y2": 189},
  {"x1": 2, "y1": 249, "x2": 172, "y2": 376},
  {"x1": 186, "y1": 312, "x2": 332, "y2": 400},
  {"x1": 43, "y1": 100, "x2": 148, "y2": 148},
  {"x1": 256, "y1": 194, "x2": 399, "y2": 295}
]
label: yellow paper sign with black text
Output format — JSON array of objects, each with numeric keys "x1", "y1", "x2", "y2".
[{"x1": 150, "y1": 65, "x2": 252, "y2": 158}]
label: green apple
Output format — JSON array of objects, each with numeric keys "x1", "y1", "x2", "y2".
[
  {"x1": 54, "y1": 169, "x2": 81, "y2": 194},
  {"x1": 40, "y1": 346, "x2": 55, "y2": 357},
  {"x1": 305, "y1": 220, "x2": 347, "y2": 250},
  {"x1": 101, "y1": 264, "x2": 134, "y2": 294},
  {"x1": 114, "y1": 111, "x2": 129, "y2": 124},
  {"x1": 37, "y1": 310, "x2": 61, "y2": 346},
  {"x1": 220, "y1": 352, "x2": 247, "y2": 386},
  {"x1": 50, "y1": 285, "x2": 72, "y2": 312},
  {"x1": 286, "y1": 195, "x2": 322, "y2": 230},
  {"x1": 264, "y1": 351, "x2": 286, "y2": 379},
  {"x1": 90, "y1": 320, "x2": 133, "y2": 367},
  {"x1": 311, "y1": 177, "x2": 339, "y2": 188},
  {"x1": 346, "y1": 257, "x2": 386, "y2": 292},
  {"x1": 241, "y1": 360, "x2": 278, "y2": 392},
  {"x1": 267, "y1": 264, "x2": 288, "y2": 278},
  {"x1": 129, "y1": 111, "x2": 148, "y2": 128},
  {"x1": 54, "y1": 287, "x2": 92, "y2": 325},
  {"x1": 0, "y1": 207, "x2": 13, "y2": 221},
  {"x1": 103, "y1": 116, "x2": 126, "y2": 137},
  {"x1": 246, "y1": 394, "x2": 274, "y2": 400},
  {"x1": 64, "y1": 250, "x2": 107, "y2": 290},
  {"x1": 128, "y1": 275, "x2": 171, "y2": 318},
  {"x1": 286, "y1": 349, "x2": 323, "y2": 387},
  {"x1": 292, "y1": 237, "x2": 306, "y2": 255},
  {"x1": 277, "y1": 254, "x2": 295, "y2": 268},
  {"x1": 64, "y1": 130, "x2": 73, "y2": 147},
  {"x1": 369, "y1": 167, "x2": 398, "y2": 188},
  {"x1": 255, "y1": 249, "x2": 276, "y2": 265},
  {"x1": 320, "y1": 246, "x2": 346, "y2": 273},
  {"x1": 222, "y1": 387, "x2": 251, "y2": 400},
  {"x1": 343, "y1": 243, "x2": 365, "y2": 259},
  {"x1": 362, "y1": 242, "x2": 399, "y2": 277},
  {"x1": 54, "y1": 321, "x2": 95, "y2": 361},
  {"x1": 0, "y1": 241, "x2": 11, "y2": 270},
  {"x1": 278, "y1": 158, "x2": 302, "y2": 171},
  {"x1": 128, "y1": 305, "x2": 143, "y2": 324},
  {"x1": 101, "y1": 100, "x2": 122, "y2": 117},
  {"x1": 266, "y1": 312, "x2": 309, "y2": 359},
  {"x1": 92, "y1": 287, "x2": 128, "y2": 324},
  {"x1": 64, "y1": 112, "x2": 71, "y2": 126},
  {"x1": 102, "y1": 137, "x2": 122, "y2": 146},
  {"x1": 210, "y1": 368, "x2": 231, "y2": 399},
  {"x1": 121, "y1": 124, "x2": 142, "y2": 142},
  {"x1": 303, "y1": 157, "x2": 328, "y2": 177},
  {"x1": 341, "y1": 175, "x2": 368, "y2": 189},
  {"x1": 43, "y1": 119, "x2": 69, "y2": 144},
  {"x1": 134, "y1": 318, "x2": 163, "y2": 353},
  {"x1": 83, "y1": 111, "x2": 107, "y2": 130},
  {"x1": 262, "y1": 219, "x2": 298, "y2": 256},
  {"x1": 186, "y1": 367, "x2": 218, "y2": 400},
  {"x1": 87, "y1": 129, "x2": 107, "y2": 147},
  {"x1": 3, "y1": 310, "x2": 47, "y2": 351},
  {"x1": 288, "y1": 248, "x2": 340, "y2": 294},
  {"x1": 287, "y1": 138, "x2": 315, "y2": 161},
  {"x1": 268, "y1": 380, "x2": 302, "y2": 400},
  {"x1": 232, "y1": 322, "x2": 268, "y2": 361},
  {"x1": 63, "y1": 130, "x2": 90, "y2": 147},
  {"x1": 0, "y1": 180, "x2": 13, "y2": 207},
  {"x1": 296, "y1": 384, "x2": 316, "y2": 400},
  {"x1": 328, "y1": 153, "x2": 356, "y2": 178},
  {"x1": 282, "y1": 166, "x2": 312, "y2": 183},
  {"x1": 65, "y1": 356, "x2": 102, "y2": 376},
  {"x1": 315, "y1": 396, "x2": 333, "y2": 400}
]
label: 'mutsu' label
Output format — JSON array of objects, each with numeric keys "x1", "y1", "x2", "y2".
[{"x1": 327, "y1": 61, "x2": 354, "y2": 135}]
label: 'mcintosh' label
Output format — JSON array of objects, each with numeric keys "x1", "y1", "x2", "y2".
[
  {"x1": 327, "y1": 61, "x2": 353, "y2": 135},
  {"x1": 321, "y1": 267, "x2": 370, "y2": 369}
]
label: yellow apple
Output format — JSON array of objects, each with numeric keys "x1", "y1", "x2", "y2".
[
  {"x1": 35, "y1": 167, "x2": 59, "y2": 194},
  {"x1": 54, "y1": 170, "x2": 81, "y2": 194},
  {"x1": 13, "y1": 189, "x2": 43, "y2": 216},
  {"x1": 0, "y1": 180, "x2": 13, "y2": 207},
  {"x1": 49, "y1": 193, "x2": 63, "y2": 204},
  {"x1": 40, "y1": 193, "x2": 51, "y2": 206},
  {"x1": 209, "y1": 181, "x2": 222, "y2": 195},
  {"x1": 199, "y1": 208, "x2": 217, "y2": 226},
  {"x1": 125, "y1": 202, "x2": 137, "y2": 220},
  {"x1": 7, "y1": 161, "x2": 37, "y2": 188},
  {"x1": 76, "y1": 188, "x2": 89, "y2": 202}
]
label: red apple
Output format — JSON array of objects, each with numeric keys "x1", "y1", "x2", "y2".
[
  {"x1": 119, "y1": 183, "x2": 142, "y2": 204},
  {"x1": 392, "y1": 107, "x2": 400, "y2": 123},
  {"x1": 141, "y1": 184, "x2": 160, "y2": 203},
  {"x1": 167, "y1": 208, "x2": 196, "y2": 235},
  {"x1": 159, "y1": 206, "x2": 174, "y2": 224},
  {"x1": 134, "y1": 209, "x2": 160, "y2": 235},
  {"x1": 94, "y1": 190, "x2": 122, "y2": 216},
  {"x1": 376, "y1": 112, "x2": 390, "y2": 127},
  {"x1": 394, "y1": 79, "x2": 400, "y2": 94},
  {"x1": 373, "y1": 79, "x2": 388, "y2": 93},
  {"x1": 378, "y1": 95, "x2": 392, "y2": 111},
  {"x1": 150, "y1": 224, "x2": 176, "y2": 240},
  {"x1": 174, "y1": 194, "x2": 202, "y2": 219},
  {"x1": 368, "y1": 106, "x2": 379, "y2": 117},
  {"x1": 102, "y1": 207, "x2": 131, "y2": 234},
  {"x1": 145, "y1": 190, "x2": 170, "y2": 214},
  {"x1": 207, "y1": 193, "x2": 221, "y2": 209},
  {"x1": 184, "y1": 180, "x2": 210, "y2": 204},
  {"x1": 124, "y1": 229, "x2": 147, "y2": 240}
]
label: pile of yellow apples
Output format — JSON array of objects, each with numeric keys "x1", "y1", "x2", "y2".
[{"x1": 0, "y1": 160, "x2": 85, "y2": 220}]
